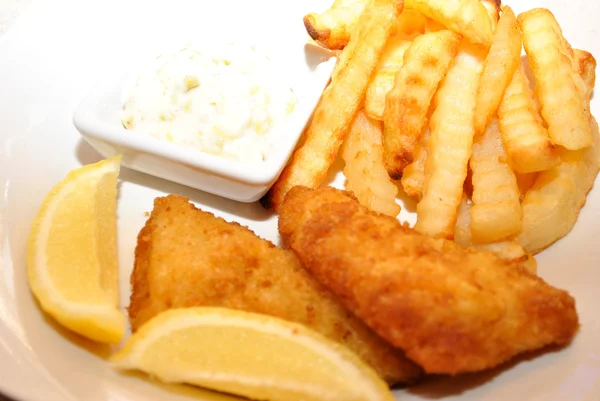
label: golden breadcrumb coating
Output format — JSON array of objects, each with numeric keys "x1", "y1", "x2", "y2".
[
  {"x1": 279, "y1": 186, "x2": 579, "y2": 375},
  {"x1": 128, "y1": 195, "x2": 421, "y2": 384}
]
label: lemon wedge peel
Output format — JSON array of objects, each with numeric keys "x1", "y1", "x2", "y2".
[
  {"x1": 111, "y1": 307, "x2": 394, "y2": 401},
  {"x1": 27, "y1": 156, "x2": 125, "y2": 343}
]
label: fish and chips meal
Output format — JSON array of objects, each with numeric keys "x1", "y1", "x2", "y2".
[
  {"x1": 26, "y1": 0, "x2": 600, "y2": 400},
  {"x1": 265, "y1": 0, "x2": 599, "y2": 258}
]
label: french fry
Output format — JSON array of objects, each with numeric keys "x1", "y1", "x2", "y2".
[
  {"x1": 555, "y1": 35, "x2": 590, "y2": 105},
  {"x1": 341, "y1": 110, "x2": 401, "y2": 217},
  {"x1": 574, "y1": 49, "x2": 596, "y2": 107},
  {"x1": 476, "y1": 241, "x2": 537, "y2": 275},
  {"x1": 400, "y1": 129, "x2": 430, "y2": 198},
  {"x1": 414, "y1": 41, "x2": 485, "y2": 238},
  {"x1": 393, "y1": 8, "x2": 428, "y2": 36},
  {"x1": 454, "y1": 196, "x2": 537, "y2": 275},
  {"x1": 519, "y1": 8, "x2": 593, "y2": 150},
  {"x1": 517, "y1": 52, "x2": 599, "y2": 253},
  {"x1": 365, "y1": 36, "x2": 413, "y2": 120},
  {"x1": 498, "y1": 64, "x2": 560, "y2": 173},
  {"x1": 522, "y1": 14, "x2": 587, "y2": 131},
  {"x1": 404, "y1": 0, "x2": 492, "y2": 46},
  {"x1": 470, "y1": 118, "x2": 522, "y2": 243},
  {"x1": 481, "y1": 0, "x2": 501, "y2": 29},
  {"x1": 424, "y1": 17, "x2": 446, "y2": 33},
  {"x1": 515, "y1": 172, "x2": 538, "y2": 201},
  {"x1": 303, "y1": 0, "x2": 372, "y2": 50},
  {"x1": 400, "y1": 130, "x2": 431, "y2": 200},
  {"x1": 332, "y1": 23, "x2": 360, "y2": 81},
  {"x1": 474, "y1": 6, "x2": 521, "y2": 134},
  {"x1": 382, "y1": 30, "x2": 461, "y2": 177},
  {"x1": 453, "y1": 194, "x2": 473, "y2": 248},
  {"x1": 263, "y1": 0, "x2": 403, "y2": 211},
  {"x1": 336, "y1": 8, "x2": 428, "y2": 88},
  {"x1": 364, "y1": 9, "x2": 431, "y2": 120},
  {"x1": 517, "y1": 117, "x2": 600, "y2": 254}
]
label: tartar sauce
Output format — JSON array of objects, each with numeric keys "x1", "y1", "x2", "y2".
[{"x1": 121, "y1": 42, "x2": 297, "y2": 163}]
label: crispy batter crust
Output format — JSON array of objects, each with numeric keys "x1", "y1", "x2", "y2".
[
  {"x1": 279, "y1": 186, "x2": 579, "y2": 375},
  {"x1": 128, "y1": 195, "x2": 421, "y2": 384}
]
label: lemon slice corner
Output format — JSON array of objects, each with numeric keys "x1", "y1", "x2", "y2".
[
  {"x1": 27, "y1": 155, "x2": 125, "y2": 343},
  {"x1": 110, "y1": 307, "x2": 394, "y2": 401}
]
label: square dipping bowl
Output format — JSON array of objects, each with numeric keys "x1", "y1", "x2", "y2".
[{"x1": 73, "y1": 40, "x2": 336, "y2": 202}]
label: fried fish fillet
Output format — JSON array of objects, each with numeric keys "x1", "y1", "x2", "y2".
[
  {"x1": 278, "y1": 186, "x2": 579, "y2": 375},
  {"x1": 128, "y1": 195, "x2": 421, "y2": 384}
]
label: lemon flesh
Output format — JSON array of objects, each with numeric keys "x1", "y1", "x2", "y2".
[
  {"x1": 111, "y1": 307, "x2": 394, "y2": 401},
  {"x1": 27, "y1": 156, "x2": 125, "y2": 343}
]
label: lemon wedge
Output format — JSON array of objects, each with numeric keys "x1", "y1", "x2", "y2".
[
  {"x1": 110, "y1": 307, "x2": 394, "y2": 401},
  {"x1": 27, "y1": 156, "x2": 125, "y2": 343}
]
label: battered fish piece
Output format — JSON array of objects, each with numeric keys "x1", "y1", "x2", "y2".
[
  {"x1": 278, "y1": 186, "x2": 579, "y2": 375},
  {"x1": 128, "y1": 195, "x2": 421, "y2": 384}
]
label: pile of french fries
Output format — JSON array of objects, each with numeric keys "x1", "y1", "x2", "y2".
[{"x1": 263, "y1": 0, "x2": 599, "y2": 266}]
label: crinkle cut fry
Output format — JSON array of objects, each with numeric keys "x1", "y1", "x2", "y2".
[
  {"x1": 404, "y1": 0, "x2": 492, "y2": 45},
  {"x1": 414, "y1": 40, "x2": 485, "y2": 238},
  {"x1": 341, "y1": 110, "x2": 401, "y2": 217},
  {"x1": 498, "y1": 64, "x2": 560, "y2": 174},
  {"x1": 262, "y1": 0, "x2": 403, "y2": 211},
  {"x1": 518, "y1": 8, "x2": 592, "y2": 150},
  {"x1": 382, "y1": 30, "x2": 461, "y2": 178},
  {"x1": 303, "y1": 0, "x2": 372, "y2": 50},
  {"x1": 474, "y1": 5, "x2": 521, "y2": 135},
  {"x1": 517, "y1": 117, "x2": 600, "y2": 254}
]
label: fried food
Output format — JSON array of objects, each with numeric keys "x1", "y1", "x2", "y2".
[
  {"x1": 382, "y1": 30, "x2": 461, "y2": 178},
  {"x1": 414, "y1": 40, "x2": 484, "y2": 238},
  {"x1": 515, "y1": 58, "x2": 599, "y2": 254},
  {"x1": 424, "y1": 17, "x2": 446, "y2": 33},
  {"x1": 454, "y1": 195, "x2": 537, "y2": 275},
  {"x1": 470, "y1": 118, "x2": 522, "y2": 243},
  {"x1": 474, "y1": 6, "x2": 521, "y2": 134},
  {"x1": 303, "y1": 0, "x2": 371, "y2": 50},
  {"x1": 263, "y1": 0, "x2": 403, "y2": 212},
  {"x1": 393, "y1": 8, "x2": 428, "y2": 36},
  {"x1": 279, "y1": 186, "x2": 579, "y2": 375},
  {"x1": 453, "y1": 194, "x2": 473, "y2": 248},
  {"x1": 400, "y1": 129, "x2": 429, "y2": 198},
  {"x1": 477, "y1": 241, "x2": 538, "y2": 275},
  {"x1": 365, "y1": 35, "x2": 413, "y2": 120},
  {"x1": 480, "y1": 0, "x2": 500, "y2": 29},
  {"x1": 341, "y1": 110, "x2": 401, "y2": 217},
  {"x1": 497, "y1": 64, "x2": 560, "y2": 173},
  {"x1": 331, "y1": 21, "x2": 360, "y2": 80},
  {"x1": 128, "y1": 195, "x2": 421, "y2": 384},
  {"x1": 404, "y1": 0, "x2": 492, "y2": 46},
  {"x1": 516, "y1": 172, "x2": 539, "y2": 201},
  {"x1": 519, "y1": 8, "x2": 593, "y2": 150},
  {"x1": 364, "y1": 9, "x2": 431, "y2": 121},
  {"x1": 574, "y1": 49, "x2": 597, "y2": 106},
  {"x1": 517, "y1": 117, "x2": 600, "y2": 254}
]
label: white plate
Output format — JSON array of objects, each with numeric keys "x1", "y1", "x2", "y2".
[{"x1": 0, "y1": 0, "x2": 599, "y2": 400}]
